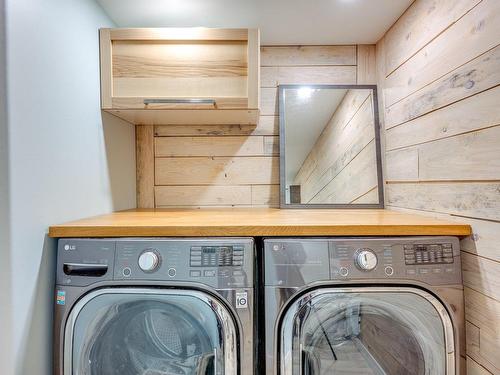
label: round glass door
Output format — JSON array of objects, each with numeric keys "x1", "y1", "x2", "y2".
[
  {"x1": 65, "y1": 289, "x2": 238, "y2": 375},
  {"x1": 280, "y1": 287, "x2": 454, "y2": 375}
]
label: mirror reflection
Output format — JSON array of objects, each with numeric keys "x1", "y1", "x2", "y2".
[{"x1": 280, "y1": 85, "x2": 383, "y2": 207}]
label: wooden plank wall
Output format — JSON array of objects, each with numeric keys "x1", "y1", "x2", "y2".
[
  {"x1": 138, "y1": 45, "x2": 374, "y2": 208},
  {"x1": 376, "y1": 0, "x2": 500, "y2": 373},
  {"x1": 293, "y1": 89, "x2": 378, "y2": 204}
]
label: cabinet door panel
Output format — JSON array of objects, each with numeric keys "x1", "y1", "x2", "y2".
[{"x1": 112, "y1": 41, "x2": 248, "y2": 99}]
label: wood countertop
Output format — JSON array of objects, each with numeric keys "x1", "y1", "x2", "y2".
[{"x1": 48, "y1": 208, "x2": 471, "y2": 238}]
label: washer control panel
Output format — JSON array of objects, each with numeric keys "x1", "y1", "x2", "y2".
[
  {"x1": 57, "y1": 238, "x2": 253, "y2": 288},
  {"x1": 190, "y1": 245, "x2": 244, "y2": 267},
  {"x1": 113, "y1": 239, "x2": 252, "y2": 288}
]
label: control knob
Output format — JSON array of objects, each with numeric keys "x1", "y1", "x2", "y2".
[
  {"x1": 355, "y1": 248, "x2": 378, "y2": 271},
  {"x1": 138, "y1": 250, "x2": 161, "y2": 272}
]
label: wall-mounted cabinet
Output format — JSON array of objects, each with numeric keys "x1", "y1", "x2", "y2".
[{"x1": 99, "y1": 28, "x2": 260, "y2": 125}]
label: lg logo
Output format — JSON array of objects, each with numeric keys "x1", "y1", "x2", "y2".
[
  {"x1": 64, "y1": 244, "x2": 76, "y2": 251},
  {"x1": 236, "y1": 291, "x2": 248, "y2": 309}
]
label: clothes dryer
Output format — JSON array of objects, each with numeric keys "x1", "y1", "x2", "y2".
[{"x1": 264, "y1": 237, "x2": 464, "y2": 375}]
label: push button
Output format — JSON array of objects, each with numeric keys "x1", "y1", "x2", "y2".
[
  {"x1": 168, "y1": 268, "x2": 176, "y2": 277},
  {"x1": 339, "y1": 267, "x2": 349, "y2": 277},
  {"x1": 384, "y1": 266, "x2": 394, "y2": 276},
  {"x1": 204, "y1": 270, "x2": 216, "y2": 277},
  {"x1": 122, "y1": 267, "x2": 131, "y2": 277}
]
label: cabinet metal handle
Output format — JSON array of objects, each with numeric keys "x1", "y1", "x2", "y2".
[{"x1": 143, "y1": 98, "x2": 216, "y2": 106}]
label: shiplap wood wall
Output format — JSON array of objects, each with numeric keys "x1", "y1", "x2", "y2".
[
  {"x1": 294, "y1": 89, "x2": 378, "y2": 204},
  {"x1": 137, "y1": 44, "x2": 375, "y2": 208},
  {"x1": 376, "y1": 0, "x2": 500, "y2": 373}
]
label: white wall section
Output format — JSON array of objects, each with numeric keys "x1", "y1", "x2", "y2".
[
  {"x1": 0, "y1": 0, "x2": 13, "y2": 373},
  {"x1": 4, "y1": 0, "x2": 136, "y2": 373}
]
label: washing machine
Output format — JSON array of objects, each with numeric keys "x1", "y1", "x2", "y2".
[
  {"x1": 264, "y1": 237, "x2": 465, "y2": 375},
  {"x1": 53, "y1": 238, "x2": 254, "y2": 375}
]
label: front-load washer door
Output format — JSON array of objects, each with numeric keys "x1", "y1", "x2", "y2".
[
  {"x1": 65, "y1": 288, "x2": 238, "y2": 375},
  {"x1": 279, "y1": 287, "x2": 455, "y2": 375}
]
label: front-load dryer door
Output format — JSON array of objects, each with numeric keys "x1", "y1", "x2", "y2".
[
  {"x1": 64, "y1": 288, "x2": 238, "y2": 375},
  {"x1": 279, "y1": 287, "x2": 455, "y2": 375}
]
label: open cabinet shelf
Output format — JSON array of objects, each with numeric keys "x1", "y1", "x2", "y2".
[{"x1": 100, "y1": 28, "x2": 260, "y2": 125}]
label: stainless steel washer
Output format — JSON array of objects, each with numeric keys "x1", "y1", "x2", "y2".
[
  {"x1": 53, "y1": 238, "x2": 254, "y2": 375},
  {"x1": 264, "y1": 237, "x2": 465, "y2": 375}
]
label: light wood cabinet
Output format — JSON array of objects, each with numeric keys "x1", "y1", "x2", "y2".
[{"x1": 99, "y1": 28, "x2": 260, "y2": 125}]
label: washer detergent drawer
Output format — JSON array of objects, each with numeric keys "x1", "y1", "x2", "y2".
[
  {"x1": 65, "y1": 288, "x2": 238, "y2": 375},
  {"x1": 279, "y1": 287, "x2": 454, "y2": 375}
]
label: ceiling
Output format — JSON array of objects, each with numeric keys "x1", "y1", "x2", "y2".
[
  {"x1": 96, "y1": 0, "x2": 413, "y2": 45},
  {"x1": 284, "y1": 88, "x2": 347, "y2": 184}
]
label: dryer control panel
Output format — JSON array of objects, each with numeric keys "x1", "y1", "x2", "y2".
[
  {"x1": 329, "y1": 237, "x2": 461, "y2": 285},
  {"x1": 265, "y1": 237, "x2": 461, "y2": 287},
  {"x1": 403, "y1": 243, "x2": 454, "y2": 265}
]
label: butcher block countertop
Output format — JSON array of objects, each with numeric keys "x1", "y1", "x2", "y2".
[{"x1": 48, "y1": 208, "x2": 471, "y2": 238}]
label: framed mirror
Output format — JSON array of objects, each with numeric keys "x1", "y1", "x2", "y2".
[{"x1": 279, "y1": 84, "x2": 384, "y2": 208}]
